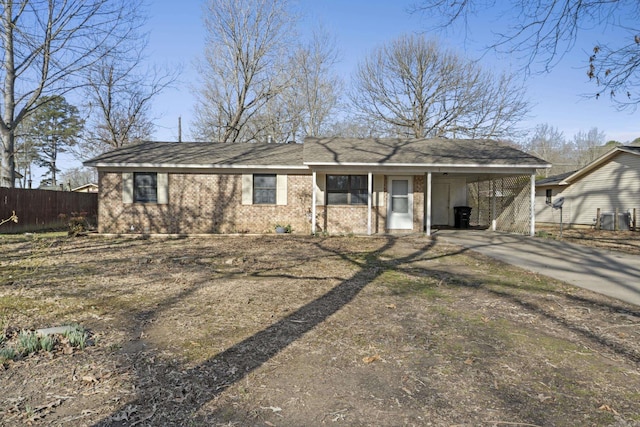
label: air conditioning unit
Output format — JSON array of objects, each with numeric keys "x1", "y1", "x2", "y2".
[{"x1": 600, "y1": 212, "x2": 630, "y2": 230}]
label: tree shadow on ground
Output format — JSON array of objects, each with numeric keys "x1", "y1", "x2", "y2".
[{"x1": 93, "y1": 236, "x2": 436, "y2": 425}]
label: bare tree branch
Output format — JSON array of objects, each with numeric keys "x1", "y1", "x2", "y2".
[
  {"x1": 412, "y1": 0, "x2": 640, "y2": 108},
  {"x1": 349, "y1": 34, "x2": 530, "y2": 139},
  {"x1": 1, "y1": 0, "x2": 145, "y2": 187},
  {"x1": 193, "y1": 0, "x2": 295, "y2": 143}
]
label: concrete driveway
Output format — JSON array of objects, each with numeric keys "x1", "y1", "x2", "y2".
[{"x1": 436, "y1": 230, "x2": 640, "y2": 307}]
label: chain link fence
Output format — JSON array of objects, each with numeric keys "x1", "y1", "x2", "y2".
[{"x1": 467, "y1": 176, "x2": 532, "y2": 235}]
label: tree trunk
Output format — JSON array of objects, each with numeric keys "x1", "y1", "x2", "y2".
[
  {"x1": 1, "y1": 2, "x2": 15, "y2": 188},
  {"x1": 1, "y1": 127, "x2": 15, "y2": 187}
]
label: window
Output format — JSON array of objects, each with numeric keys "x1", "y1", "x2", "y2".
[
  {"x1": 327, "y1": 175, "x2": 368, "y2": 205},
  {"x1": 253, "y1": 174, "x2": 277, "y2": 204},
  {"x1": 391, "y1": 179, "x2": 409, "y2": 213},
  {"x1": 134, "y1": 172, "x2": 157, "y2": 203},
  {"x1": 545, "y1": 189, "x2": 552, "y2": 205}
]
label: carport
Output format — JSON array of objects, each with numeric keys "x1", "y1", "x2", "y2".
[{"x1": 303, "y1": 137, "x2": 551, "y2": 236}]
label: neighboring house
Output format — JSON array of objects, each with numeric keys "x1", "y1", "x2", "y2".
[
  {"x1": 535, "y1": 145, "x2": 640, "y2": 228},
  {"x1": 83, "y1": 137, "x2": 549, "y2": 235},
  {"x1": 72, "y1": 183, "x2": 99, "y2": 193}
]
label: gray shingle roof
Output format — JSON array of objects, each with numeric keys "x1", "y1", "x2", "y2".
[
  {"x1": 83, "y1": 137, "x2": 550, "y2": 169},
  {"x1": 535, "y1": 170, "x2": 577, "y2": 186},
  {"x1": 303, "y1": 137, "x2": 549, "y2": 166},
  {"x1": 538, "y1": 145, "x2": 640, "y2": 185},
  {"x1": 84, "y1": 141, "x2": 304, "y2": 168},
  {"x1": 621, "y1": 145, "x2": 640, "y2": 155}
]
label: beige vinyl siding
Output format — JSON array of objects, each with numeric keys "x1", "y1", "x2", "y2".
[
  {"x1": 535, "y1": 186, "x2": 569, "y2": 224},
  {"x1": 537, "y1": 152, "x2": 640, "y2": 226},
  {"x1": 568, "y1": 152, "x2": 640, "y2": 225}
]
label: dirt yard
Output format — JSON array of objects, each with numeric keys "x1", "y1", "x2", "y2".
[
  {"x1": 538, "y1": 226, "x2": 640, "y2": 255},
  {"x1": 1, "y1": 233, "x2": 639, "y2": 426}
]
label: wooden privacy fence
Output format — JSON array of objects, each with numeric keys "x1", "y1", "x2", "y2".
[{"x1": 0, "y1": 188, "x2": 98, "y2": 233}]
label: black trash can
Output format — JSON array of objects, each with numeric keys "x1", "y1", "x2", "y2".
[{"x1": 454, "y1": 206, "x2": 472, "y2": 229}]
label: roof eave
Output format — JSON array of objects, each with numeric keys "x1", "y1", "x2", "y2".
[
  {"x1": 303, "y1": 162, "x2": 551, "y2": 169},
  {"x1": 86, "y1": 162, "x2": 308, "y2": 170},
  {"x1": 560, "y1": 146, "x2": 633, "y2": 184}
]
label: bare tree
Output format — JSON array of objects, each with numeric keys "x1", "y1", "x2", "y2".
[
  {"x1": 248, "y1": 75, "x2": 302, "y2": 144},
  {"x1": 59, "y1": 167, "x2": 98, "y2": 189},
  {"x1": 246, "y1": 28, "x2": 343, "y2": 143},
  {"x1": 0, "y1": 0, "x2": 144, "y2": 187},
  {"x1": 411, "y1": 0, "x2": 640, "y2": 108},
  {"x1": 349, "y1": 35, "x2": 529, "y2": 139},
  {"x1": 573, "y1": 127, "x2": 607, "y2": 166},
  {"x1": 14, "y1": 125, "x2": 39, "y2": 188},
  {"x1": 327, "y1": 117, "x2": 384, "y2": 139},
  {"x1": 78, "y1": 50, "x2": 177, "y2": 158},
  {"x1": 193, "y1": 0, "x2": 295, "y2": 143},
  {"x1": 293, "y1": 28, "x2": 342, "y2": 138},
  {"x1": 521, "y1": 123, "x2": 575, "y2": 177}
]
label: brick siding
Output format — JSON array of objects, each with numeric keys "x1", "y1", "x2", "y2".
[{"x1": 98, "y1": 172, "x2": 425, "y2": 234}]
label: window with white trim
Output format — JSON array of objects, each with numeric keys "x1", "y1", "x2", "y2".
[
  {"x1": 253, "y1": 174, "x2": 277, "y2": 204},
  {"x1": 134, "y1": 172, "x2": 158, "y2": 203}
]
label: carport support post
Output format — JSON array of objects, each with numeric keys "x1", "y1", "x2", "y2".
[
  {"x1": 367, "y1": 172, "x2": 372, "y2": 235},
  {"x1": 426, "y1": 172, "x2": 432, "y2": 236},
  {"x1": 312, "y1": 171, "x2": 317, "y2": 235},
  {"x1": 491, "y1": 180, "x2": 496, "y2": 231},
  {"x1": 530, "y1": 173, "x2": 536, "y2": 236}
]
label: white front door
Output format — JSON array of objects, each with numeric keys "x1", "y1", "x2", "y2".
[
  {"x1": 432, "y1": 183, "x2": 450, "y2": 225},
  {"x1": 387, "y1": 176, "x2": 413, "y2": 230}
]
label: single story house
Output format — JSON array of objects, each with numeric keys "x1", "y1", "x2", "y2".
[
  {"x1": 83, "y1": 137, "x2": 550, "y2": 235},
  {"x1": 72, "y1": 183, "x2": 99, "y2": 193},
  {"x1": 535, "y1": 145, "x2": 640, "y2": 228}
]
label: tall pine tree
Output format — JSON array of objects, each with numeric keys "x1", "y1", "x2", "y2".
[{"x1": 20, "y1": 96, "x2": 84, "y2": 187}]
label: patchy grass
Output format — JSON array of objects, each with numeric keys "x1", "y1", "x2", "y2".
[
  {"x1": 0, "y1": 234, "x2": 638, "y2": 426},
  {"x1": 537, "y1": 226, "x2": 640, "y2": 255}
]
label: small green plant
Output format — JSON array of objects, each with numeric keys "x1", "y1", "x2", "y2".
[
  {"x1": 40, "y1": 334, "x2": 56, "y2": 352},
  {"x1": 275, "y1": 224, "x2": 292, "y2": 233},
  {"x1": 63, "y1": 324, "x2": 88, "y2": 349},
  {"x1": 18, "y1": 330, "x2": 41, "y2": 356},
  {"x1": 24, "y1": 404, "x2": 34, "y2": 419},
  {"x1": 0, "y1": 346, "x2": 16, "y2": 362}
]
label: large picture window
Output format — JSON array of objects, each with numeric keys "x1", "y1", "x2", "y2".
[
  {"x1": 253, "y1": 174, "x2": 277, "y2": 204},
  {"x1": 327, "y1": 175, "x2": 368, "y2": 205},
  {"x1": 134, "y1": 172, "x2": 158, "y2": 203}
]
